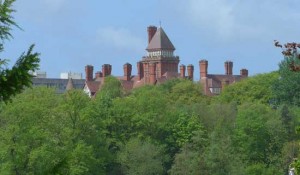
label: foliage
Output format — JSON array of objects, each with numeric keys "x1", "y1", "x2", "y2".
[
  {"x1": 233, "y1": 103, "x2": 287, "y2": 173},
  {"x1": 1, "y1": 69, "x2": 299, "y2": 174},
  {"x1": 272, "y1": 54, "x2": 300, "y2": 106},
  {"x1": 217, "y1": 72, "x2": 279, "y2": 105},
  {"x1": 118, "y1": 138, "x2": 166, "y2": 175},
  {"x1": 0, "y1": 0, "x2": 40, "y2": 102},
  {"x1": 97, "y1": 76, "x2": 123, "y2": 99},
  {"x1": 0, "y1": 88, "x2": 110, "y2": 174}
]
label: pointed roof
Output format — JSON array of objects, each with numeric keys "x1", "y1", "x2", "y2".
[
  {"x1": 66, "y1": 78, "x2": 74, "y2": 90},
  {"x1": 146, "y1": 27, "x2": 175, "y2": 51}
]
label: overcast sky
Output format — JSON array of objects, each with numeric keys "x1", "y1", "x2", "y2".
[{"x1": 3, "y1": 0, "x2": 300, "y2": 79}]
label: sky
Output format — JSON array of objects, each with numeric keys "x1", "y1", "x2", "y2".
[{"x1": 2, "y1": 0, "x2": 300, "y2": 80}]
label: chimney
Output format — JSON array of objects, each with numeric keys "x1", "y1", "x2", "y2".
[
  {"x1": 225, "y1": 61, "x2": 233, "y2": 75},
  {"x1": 147, "y1": 26, "x2": 157, "y2": 44},
  {"x1": 123, "y1": 63, "x2": 132, "y2": 81},
  {"x1": 108, "y1": 64, "x2": 112, "y2": 76},
  {"x1": 240, "y1": 69, "x2": 248, "y2": 77},
  {"x1": 102, "y1": 64, "x2": 107, "y2": 77},
  {"x1": 102, "y1": 64, "x2": 112, "y2": 77},
  {"x1": 187, "y1": 64, "x2": 194, "y2": 80},
  {"x1": 149, "y1": 62, "x2": 156, "y2": 84},
  {"x1": 137, "y1": 61, "x2": 144, "y2": 80},
  {"x1": 95, "y1": 71, "x2": 103, "y2": 79},
  {"x1": 85, "y1": 65, "x2": 93, "y2": 81},
  {"x1": 199, "y1": 59, "x2": 208, "y2": 79},
  {"x1": 180, "y1": 64, "x2": 186, "y2": 78}
]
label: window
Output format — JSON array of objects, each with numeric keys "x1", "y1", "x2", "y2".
[{"x1": 209, "y1": 87, "x2": 221, "y2": 94}]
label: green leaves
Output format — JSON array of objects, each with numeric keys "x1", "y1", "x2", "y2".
[
  {"x1": 118, "y1": 138, "x2": 166, "y2": 175},
  {"x1": 234, "y1": 103, "x2": 287, "y2": 168},
  {"x1": 217, "y1": 72, "x2": 279, "y2": 105},
  {"x1": 0, "y1": 0, "x2": 40, "y2": 102},
  {"x1": 0, "y1": 88, "x2": 110, "y2": 174},
  {"x1": 1, "y1": 67, "x2": 299, "y2": 174},
  {"x1": 0, "y1": 0, "x2": 19, "y2": 52},
  {"x1": 0, "y1": 45, "x2": 40, "y2": 101}
]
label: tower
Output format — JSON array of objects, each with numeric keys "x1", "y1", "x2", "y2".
[{"x1": 139, "y1": 25, "x2": 180, "y2": 84}]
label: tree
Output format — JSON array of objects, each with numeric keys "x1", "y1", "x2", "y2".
[
  {"x1": 273, "y1": 41, "x2": 300, "y2": 174},
  {"x1": 272, "y1": 41, "x2": 300, "y2": 106},
  {"x1": 0, "y1": 88, "x2": 109, "y2": 174},
  {"x1": 118, "y1": 138, "x2": 166, "y2": 175},
  {"x1": 0, "y1": 0, "x2": 40, "y2": 102},
  {"x1": 217, "y1": 72, "x2": 279, "y2": 105},
  {"x1": 233, "y1": 103, "x2": 287, "y2": 174}
]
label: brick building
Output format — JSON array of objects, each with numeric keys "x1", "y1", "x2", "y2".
[
  {"x1": 84, "y1": 25, "x2": 248, "y2": 97},
  {"x1": 199, "y1": 60, "x2": 248, "y2": 95}
]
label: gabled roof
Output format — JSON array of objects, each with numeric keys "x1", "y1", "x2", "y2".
[
  {"x1": 85, "y1": 81, "x2": 101, "y2": 94},
  {"x1": 206, "y1": 74, "x2": 244, "y2": 88},
  {"x1": 146, "y1": 27, "x2": 175, "y2": 51}
]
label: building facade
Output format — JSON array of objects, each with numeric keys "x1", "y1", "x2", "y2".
[{"x1": 84, "y1": 25, "x2": 249, "y2": 96}]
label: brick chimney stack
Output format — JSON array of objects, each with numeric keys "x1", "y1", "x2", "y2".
[
  {"x1": 102, "y1": 64, "x2": 108, "y2": 77},
  {"x1": 199, "y1": 59, "x2": 208, "y2": 79},
  {"x1": 108, "y1": 64, "x2": 112, "y2": 75},
  {"x1": 149, "y1": 62, "x2": 156, "y2": 84},
  {"x1": 187, "y1": 64, "x2": 194, "y2": 80},
  {"x1": 137, "y1": 62, "x2": 144, "y2": 80},
  {"x1": 225, "y1": 61, "x2": 233, "y2": 75},
  {"x1": 85, "y1": 65, "x2": 93, "y2": 81},
  {"x1": 240, "y1": 69, "x2": 248, "y2": 77},
  {"x1": 102, "y1": 64, "x2": 112, "y2": 77},
  {"x1": 123, "y1": 63, "x2": 132, "y2": 81},
  {"x1": 180, "y1": 64, "x2": 186, "y2": 78},
  {"x1": 147, "y1": 26, "x2": 157, "y2": 44}
]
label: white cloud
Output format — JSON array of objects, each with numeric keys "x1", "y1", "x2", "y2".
[{"x1": 96, "y1": 27, "x2": 145, "y2": 52}]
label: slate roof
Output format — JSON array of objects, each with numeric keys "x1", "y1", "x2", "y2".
[
  {"x1": 206, "y1": 74, "x2": 244, "y2": 88},
  {"x1": 32, "y1": 78, "x2": 85, "y2": 93},
  {"x1": 146, "y1": 27, "x2": 175, "y2": 51},
  {"x1": 85, "y1": 81, "x2": 101, "y2": 94}
]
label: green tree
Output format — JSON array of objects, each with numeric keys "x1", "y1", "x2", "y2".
[
  {"x1": 233, "y1": 103, "x2": 287, "y2": 174},
  {"x1": 0, "y1": 88, "x2": 109, "y2": 174},
  {"x1": 0, "y1": 0, "x2": 40, "y2": 102},
  {"x1": 164, "y1": 79, "x2": 207, "y2": 105},
  {"x1": 170, "y1": 129, "x2": 208, "y2": 175},
  {"x1": 217, "y1": 72, "x2": 279, "y2": 105},
  {"x1": 98, "y1": 76, "x2": 123, "y2": 99},
  {"x1": 118, "y1": 138, "x2": 166, "y2": 175},
  {"x1": 272, "y1": 54, "x2": 300, "y2": 106}
]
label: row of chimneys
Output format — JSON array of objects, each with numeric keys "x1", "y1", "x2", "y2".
[
  {"x1": 85, "y1": 63, "x2": 133, "y2": 81},
  {"x1": 85, "y1": 64, "x2": 112, "y2": 81},
  {"x1": 85, "y1": 60, "x2": 248, "y2": 82},
  {"x1": 199, "y1": 60, "x2": 248, "y2": 79}
]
